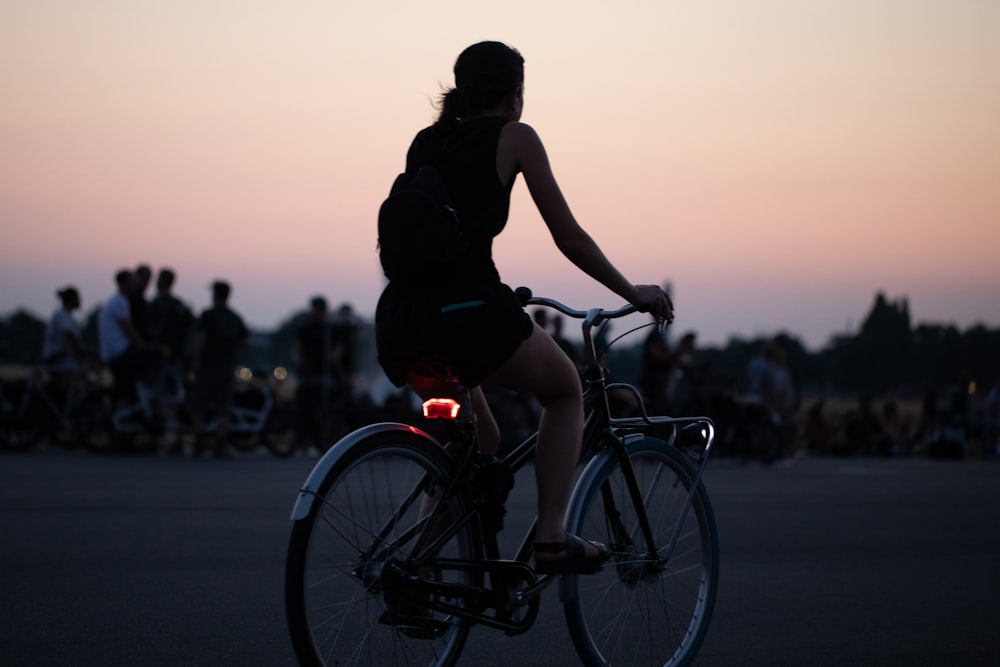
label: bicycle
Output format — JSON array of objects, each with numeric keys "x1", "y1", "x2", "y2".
[
  {"x1": 284, "y1": 289, "x2": 719, "y2": 667},
  {"x1": 0, "y1": 363, "x2": 103, "y2": 451},
  {"x1": 79, "y1": 366, "x2": 291, "y2": 454}
]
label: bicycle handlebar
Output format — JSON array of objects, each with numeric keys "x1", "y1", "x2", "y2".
[{"x1": 515, "y1": 286, "x2": 639, "y2": 326}]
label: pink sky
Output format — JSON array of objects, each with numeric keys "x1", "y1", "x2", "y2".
[{"x1": 2, "y1": 1, "x2": 998, "y2": 350}]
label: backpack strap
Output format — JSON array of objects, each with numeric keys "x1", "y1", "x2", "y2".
[{"x1": 407, "y1": 120, "x2": 498, "y2": 174}]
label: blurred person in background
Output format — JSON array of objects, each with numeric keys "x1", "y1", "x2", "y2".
[
  {"x1": 189, "y1": 280, "x2": 248, "y2": 458},
  {"x1": 41, "y1": 286, "x2": 91, "y2": 396},
  {"x1": 98, "y1": 269, "x2": 163, "y2": 406}
]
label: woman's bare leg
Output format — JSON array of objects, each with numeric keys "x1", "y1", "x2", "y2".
[
  {"x1": 468, "y1": 387, "x2": 500, "y2": 455},
  {"x1": 405, "y1": 381, "x2": 498, "y2": 551},
  {"x1": 487, "y1": 324, "x2": 598, "y2": 561},
  {"x1": 405, "y1": 324, "x2": 597, "y2": 562}
]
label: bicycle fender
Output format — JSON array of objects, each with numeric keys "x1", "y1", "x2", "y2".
[{"x1": 289, "y1": 422, "x2": 441, "y2": 521}]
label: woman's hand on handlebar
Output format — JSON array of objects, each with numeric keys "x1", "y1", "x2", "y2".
[{"x1": 631, "y1": 284, "x2": 674, "y2": 324}]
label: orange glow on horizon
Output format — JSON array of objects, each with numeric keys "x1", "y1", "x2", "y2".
[{"x1": 2, "y1": 1, "x2": 998, "y2": 349}]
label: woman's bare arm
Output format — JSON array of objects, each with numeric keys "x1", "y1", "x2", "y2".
[{"x1": 499, "y1": 122, "x2": 672, "y2": 320}]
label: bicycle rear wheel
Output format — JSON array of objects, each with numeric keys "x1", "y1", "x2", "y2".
[
  {"x1": 564, "y1": 437, "x2": 719, "y2": 667},
  {"x1": 286, "y1": 430, "x2": 482, "y2": 667}
]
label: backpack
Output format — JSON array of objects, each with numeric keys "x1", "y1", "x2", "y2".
[{"x1": 377, "y1": 163, "x2": 467, "y2": 281}]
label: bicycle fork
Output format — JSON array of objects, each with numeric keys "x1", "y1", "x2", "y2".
[{"x1": 600, "y1": 431, "x2": 711, "y2": 581}]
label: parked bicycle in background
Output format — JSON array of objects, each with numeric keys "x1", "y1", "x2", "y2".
[
  {"x1": 0, "y1": 362, "x2": 105, "y2": 451},
  {"x1": 78, "y1": 366, "x2": 292, "y2": 456}
]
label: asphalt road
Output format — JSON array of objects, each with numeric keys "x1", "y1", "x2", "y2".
[{"x1": 1, "y1": 448, "x2": 998, "y2": 666}]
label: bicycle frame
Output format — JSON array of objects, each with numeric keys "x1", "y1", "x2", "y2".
[
  {"x1": 17, "y1": 366, "x2": 96, "y2": 435},
  {"x1": 286, "y1": 292, "x2": 721, "y2": 667},
  {"x1": 24, "y1": 367, "x2": 78, "y2": 433},
  {"x1": 290, "y1": 293, "x2": 715, "y2": 613}
]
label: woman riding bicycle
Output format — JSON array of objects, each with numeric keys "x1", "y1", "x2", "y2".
[{"x1": 375, "y1": 41, "x2": 673, "y2": 575}]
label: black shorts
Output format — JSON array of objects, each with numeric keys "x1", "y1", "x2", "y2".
[{"x1": 375, "y1": 280, "x2": 533, "y2": 388}]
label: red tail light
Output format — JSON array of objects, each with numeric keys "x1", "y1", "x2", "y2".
[{"x1": 422, "y1": 398, "x2": 461, "y2": 420}]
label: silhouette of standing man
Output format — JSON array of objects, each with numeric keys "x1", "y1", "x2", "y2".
[{"x1": 189, "y1": 280, "x2": 248, "y2": 458}]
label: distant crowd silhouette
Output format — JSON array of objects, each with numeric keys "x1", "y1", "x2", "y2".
[
  {"x1": 8, "y1": 266, "x2": 998, "y2": 461},
  {"x1": 26, "y1": 264, "x2": 374, "y2": 458},
  {"x1": 631, "y1": 322, "x2": 999, "y2": 462}
]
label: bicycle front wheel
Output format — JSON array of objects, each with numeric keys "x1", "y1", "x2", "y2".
[
  {"x1": 285, "y1": 429, "x2": 482, "y2": 667},
  {"x1": 564, "y1": 437, "x2": 719, "y2": 667}
]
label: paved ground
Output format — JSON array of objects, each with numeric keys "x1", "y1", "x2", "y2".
[{"x1": 1, "y1": 449, "x2": 998, "y2": 666}]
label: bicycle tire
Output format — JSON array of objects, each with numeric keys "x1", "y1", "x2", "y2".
[
  {"x1": 564, "y1": 437, "x2": 719, "y2": 667},
  {"x1": 285, "y1": 429, "x2": 482, "y2": 667}
]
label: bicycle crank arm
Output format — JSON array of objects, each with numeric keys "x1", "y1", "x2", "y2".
[
  {"x1": 407, "y1": 558, "x2": 542, "y2": 636},
  {"x1": 428, "y1": 597, "x2": 537, "y2": 636}
]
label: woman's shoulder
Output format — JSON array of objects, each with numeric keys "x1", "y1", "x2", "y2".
[
  {"x1": 497, "y1": 121, "x2": 548, "y2": 173},
  {"x1": 498, "y1": 121, "x2": 546, "y2": 156},
  {"x1": 499, "y1": 120, "x2": 539, "y2": 140}
]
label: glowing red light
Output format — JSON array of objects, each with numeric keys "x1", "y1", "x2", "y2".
[{"x1": 422, "y1": 398, "x2": 461, "y2": 420}]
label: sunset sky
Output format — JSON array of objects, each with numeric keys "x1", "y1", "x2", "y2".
[{"x1": 2, "y1": 0, "x2": 998, "y2": 351}]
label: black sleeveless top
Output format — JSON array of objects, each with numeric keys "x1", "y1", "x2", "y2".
[
  {"x1": 374, "y1": 116, "x2": 534, "y2": 388},
  {"x1": 403, "y1": 116, "x2": 515, "y2": 283}
]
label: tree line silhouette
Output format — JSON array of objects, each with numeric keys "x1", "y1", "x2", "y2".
[{"x1": 691, "y1": 292, "x2": 999, "y2": 396}]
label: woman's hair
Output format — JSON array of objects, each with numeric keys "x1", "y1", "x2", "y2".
[{"x1": 436, "y1": 41, "x2": 524, "y2": 131}]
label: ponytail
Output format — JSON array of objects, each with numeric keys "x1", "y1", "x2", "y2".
[
  {"x1": 434, "y1": 87, "x2": 462, "y2": 132},
  {"x1": 433, "y1": 42, "x2": 525, "y2": 131}
]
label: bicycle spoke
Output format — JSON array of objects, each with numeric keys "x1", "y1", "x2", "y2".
[
  {"x1": 311, "y1": 491, "x2": 428, "y2": 562},
  {"x1": 565, "y1": 438, "x2": 718, "y2": 667},
  {"x1": 286, "y1": 434, "x2": 479, "y2": 666}
]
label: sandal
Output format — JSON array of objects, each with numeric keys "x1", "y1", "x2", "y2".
[{"x1": 533, "y1": 534, "x2": 611, "y2": 575}]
